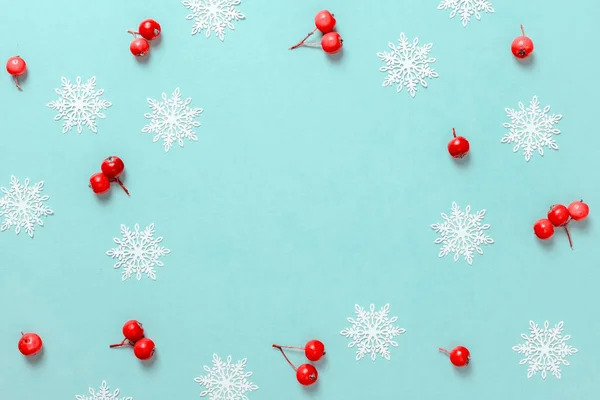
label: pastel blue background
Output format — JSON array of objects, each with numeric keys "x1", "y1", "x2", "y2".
[{"x1": 1, "y1": 0, "x2": 598, "y2": 398}]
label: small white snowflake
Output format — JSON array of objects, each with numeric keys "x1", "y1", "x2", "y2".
[
  {"x1": 431, "y1": 202, "x2": 493, "y2": 265},
  {"x1": 142, "y1": 88, "x2": 203, "y2": 152},
  {"x1": 513, "y1": 320, "x2": 578, "y2": 380},
  {"x1": 340, "y1": 303, "x2": 406, "y2": 361},
  {"x1": 182, "y1": 0, "x2": 245, "y2": 41},
  {"x1": 0, "y1": 176, "x2": 53, "y2": 238},
  {"x1": 194, "y1": 354, "x2": 258, "y2": 400},
  {"x1": 501, "y1": 96, "x2": 563, "y2": 162},
  {"x1": 106, "y1": 223, "x2": 171, "y2": 281},
  {"x1": 437, "y1": 0, "x2": 495, "y2": 27},
  {"x1": 377, "y1": 33, "x2": 438, "y2": 98},
  {"x1": 75, "y1": 380, "x2": 132, "y2": 400},
  {"x1": 47, "y1": 76, "x2": 112, "y2": 134}
]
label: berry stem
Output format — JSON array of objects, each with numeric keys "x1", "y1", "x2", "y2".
[
  {"x1": 13, "y1": 76, "x2": 21, "y2": 91},
  {"x1": 272, "y1": 344, "x2": 297, "y2": 371},
  {"x1": 452, "y1": 128, "x2": 456, "y2": 138},
  {"x1": 520, "y1": 24, "x2": 525, "y2": 36},
  {"x1": 127, "y1": 30, "x2": 139, "y2": 38},
  {"x1": 272, "y1": 345, "x2": 304, "y2": 350},
  {"x1": 109, "y1": 339, "x2": 132, "y2": 348},
  {"x1": 114, "y1": 178, "x2": 130, "y2": 196},
  {"x1": 564, "y1": 225, "x2": 573, "y2": 249},
  {"x1": 289, "y1": 27, "x2": 318, "y2": 50},
  {"x1": 438, "y1": 347, "x2": 450, "y2": 356}
]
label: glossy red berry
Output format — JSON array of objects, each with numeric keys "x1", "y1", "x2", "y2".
[
  {"x1": 547, "y1": 204, "x2": 569, "y2": 226},
  {"x1": 101, "y1": 156, "x2": 125, "y2": 179},
  {"x1": 18, "y1": 332, "x2": 43, "y2": 356},
  {"x1": 130, "y1": 38, "x2": 150, "y2": 57},
  {"x1": 122, "y1": 320, "x2": 144, "y2": 342},
  {"x1": 296, "y1": 363, "x2": 318, "y2": 386},
  {"x1": 314, "y1": 10, "x2": 336, "y2": 33},
  {"x1": 133, "y1": 338, "x2": 155, "y2": 360},
  {"x1": 139, "y1": 19, "x2": 161, "y2": 41},
  {"x1": 511, "y1": 25, "x2": 534, "y2": 59},
  {"x1": 449, "y1": 346, "x2": 470, "y2": 367},
  {"x1": 304, "y1": 340, "x2": 325, "y2": 362},
  {"x1": 89, "y1": 172, "x2": 111, "y2": 195},
  {"x1": 447, "y1": 128, "x2": 470, "y2": 158},
  {"x1": 321, "y1": 32, "x2": 343, "y2": 54},
  {"x1": 568, "y1": 201, "x2": 589, "y2": 221},
  {"x1": 6, "y1": 56, "x2": 26, "y2": 90},
  {"x1": 534, "y1": 218, "x2": 554, "y2": 240}
]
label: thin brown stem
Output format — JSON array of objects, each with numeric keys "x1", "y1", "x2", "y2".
[
  {"x1": 273, "y1": 345, "x2": 304, "y2": 350},
  {"x1": 127, "y1": 30, "x2": 139, "y2": 38},
  {"x1": 289, "y1": 27, "x2": 318, "y2": 50},
  {"x1": 452, "y1": 128, "x2": 456, "y2": 138},
  {"x1": 520, "y1": 24, "x2": 525, "y2": 36},
  {"x1": 114, "y1": 178, "x2": 130, "y2": 196},
  {"x1": 14, "y1": 76, "x2": 21, "y2": 91},
  {"x1": 109, "y1": 338, "x2": 132, "y2": 348},
  {"x1": 564, "y1": 225, "x2": 573, "y2": 249},
  {"x1": 438, "y1": 347, "x2": 450, "y2": 355},
  {"x1": 272, "y1": 344, "x2": 297, "y2": 371}
]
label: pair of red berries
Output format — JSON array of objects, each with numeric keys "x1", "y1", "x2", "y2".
[
  {"x1": 272, "y1": 340, "x2": 325, "y2": 386},
  {"x1": 110, "y1": 320, "x2": 155, "y2": 360},
  {"x1": 290, "y1": 10, "x2": 343, "y2": 54},
  {"x1": 128, "y1": 19, "x2": 162, "y2": 57},
  {"x1": 89, "y1": 156, "x2": 130, "y2": 196},
  {"x1": 511, "y1": 25, "x2": 534, "y2": 59},
  {"x1": 534, "y1": 200, "x2": 589, "y2": 248},
  {"x1": 447, "y1": 128, "x2": 470, "y2": 159},
  {"x1": 439, "y1": 345, "x2": 470, "y2": 367},
  {"x1": 18, "y1": 332, "x2": 43, "y2": 357},
  {"x1": 6, "y1": 56, "x2": 27, "y2": 90}
]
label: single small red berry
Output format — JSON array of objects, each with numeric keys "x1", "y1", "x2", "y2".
[
  {"x1": 139, "y1": 19, "x2": 161, "y2": 41},
  {"x1": 511, "y1": 25, "x2": 534, "y2": 59},
  {"x1": 89, "y1": 172, "x2": 111, "y2": 195},
  {"x1": 101, "y1": 156, "x2": 125, "y2": 179},
  {"x1": 130, "y1": 38, "x2": 150, "y2": 57},
  {"x1": 449, "y1": 346, "x2": 470, "y2": 367},
  {"x1": 304, "y1": 340, "x2": 325, "y2": 362},
  {"x1": 18, "y1": 332, "x2": 43, "y2": 356},
  {"x1": 447, "y1": 128, "x2": 470, "y2": 158},
  {"x1": 534, "y1": 218, "x2": 554, "y2": 240},
  {"x1": 122, "y1": 320, "x2": 144, "y2": 342},
  {"x1": 6, "y1": 56, "x2": 26, "y2": 90},
  {"x1": 321, "y1": 32, "x2": 343, "y2": 54},
  {"x1": 133, "y1": 338, "x2": 155, "y2": 360},
  {"x1": 314, "y1": 10, "x2": 336, "y2": 33},
  {"x1": 296, "y1": 363, "x2": 318, "y2": 386},
  {"x1": 568, "y1": 200, "x2": 589, "y2": 221},
  {"x1": 547, "y1": 204, "x2": 569, "y2": 226}
]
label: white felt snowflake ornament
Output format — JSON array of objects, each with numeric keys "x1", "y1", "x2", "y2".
[
  {"x1": 0, "y1": 176, "x2": 53, "y2": 238},
  {"x1": 437, "y1": 0, "x2": 495, "y2": 27},
  {"x1": 194, "y1": 354, "x2": 259, "y2": 400},
  {"x1": 182, "y1": 0, "x2": 245, "y2": 41},
  {"x1": 75, "y1": 380, "x2": 132, "y2": 400}
]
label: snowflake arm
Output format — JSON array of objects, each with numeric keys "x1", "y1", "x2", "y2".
[
  {"x1": 437, "y1": 0, "x2": 495, "y2": 27},
  {"x1": 75, "y1": 381, "x2": 132, "y2": 400},
  {"x1": 182, "y1": 0, "x2": 245, "y2": 41},
  {"x1": 194, "y1": 354, "x2": 258, "y2": 400}
]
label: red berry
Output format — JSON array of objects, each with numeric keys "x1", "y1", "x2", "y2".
[
  {"x1": 130, "y1": 38, "x2": 150, "y2": 57},
  {"x1": 122, "y1": 320, "x2": 144, "y2": 342},
  {"x1": 101, "y1": 156, "x2": 125, "y2": 179},
  {"x1": 89, "y1": 172, "x2": 111, "y2": 195},
  {"x1": 6, "y1": 56, "x2": 26, "y2": 76},
  {"x1": 568, "y1": 201, "x2": 589, "y2": 221},
  {"x1": 447, "y1": 128, "x2": 470, "y2": 158},
  {"x1": 511, "y1": 25, "x2": 534, "y2": 59},
  {"x1": 296, "y1": 363, "x2": 318, "y2": 386},
  {"x1": 534, "y1": 218, "x2": 554, "y2": 240},
  {"x1": 449, "y1": 346, "x2": 470, "y2": 367},
  {"x1": 314, "y1": 10, "x2": 336, "y2": 33},
  {"x1": 139, "y1": 19, "x2": 161, "y2": 41},
  {"x1": 321, "y1": 32, "x2": 343, "y2": 54},
  {"x1": 133, "y1": 338, "x2": 155, "y2": 360},
  {"x1": 18, "y1": 332, "x2": 43, "y2": 356},
  {"x1": 304, "y1": 340, "x2": 325, "y2": 362},
  {"x1": 547, "y1": 204, "x2": 569, "y2": 226}
]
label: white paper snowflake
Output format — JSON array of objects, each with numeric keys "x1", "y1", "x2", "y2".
[
  {"x1": 437, "y1": 0, "x2": 495, "y2": 27},
  {"x1": 47, "y1": 76, "x2": 112, "y2": 134},
  {"x1": 182, "y1": 0, "x2": 245, "y2": 41},
  {"x1": 431, "y1": 202, "x2": 493, "y2": 265},
  {"x1": 513, "y1": 320, "x2": 578, "y2": 380},
  {"x1": 0, "y1": 176, "x2": 53, "y2": 238},
  {"x1": 340, "y1": 303, "x2": 406, "y2": 361},
  {"x1": 142, "y1": 88, "x2": 203, "y2": 152},
  {"x1": 501, "y1": 96, "x2": 563, "y2": 162},
  {"x1": 75, "y1": 380, "x2": 132, "y2": 400},
  {"x1": 194, "y1": 354, "x2": 259, "y2": 400},
  {"x1": 377, "y1": 33, "x2": 438, "y2": 98},
  {"x1": 106, "y1": 223, "x2": 171, "y2": 281}
]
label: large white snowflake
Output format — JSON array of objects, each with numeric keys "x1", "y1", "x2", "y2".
[
  {"x1": 437, "y1": 0, "x2": 495, "y2": 27},
  {"x1": 142, "y1": 88, "x2": 203, "y2": 152},
  {"x1": 106, "y1": 223, "x2": 171, "y2": 281},
  {"x1": 513, "y1": 320, "x2": 578, "y2": 380},
  {"x1": 340, "y1": 303, "x2": 406, "y2": 361},
  {"x1": 194, "y1": 354, "x2": 259, "y2": 400},
  {"x1": 75, "y1": 380, "x2": 132, "y2": 400},
  {"x1": 377, "y1": 33, "x2": 438, "y2": 98},
  {"x1": 501, "y1": 95, "x2": 563, "y2": 162},
  {"x1": 431, "y1": 202, "x2": 493, "y2": 265},
  {"x1": 182, "y1": 0, "x2": 245, "y2": 41},
  {"x1": 47, "y1": 76, "x2": 112, "y2": 134},
  {"x1": 0, "y1": 176, "x2": 53, "y2": 238}
]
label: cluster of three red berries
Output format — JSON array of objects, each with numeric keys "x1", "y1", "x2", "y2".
[
  {"x1": 128, "y1": 19, "x2": 162, "y2": 57},
  {"x1": 290, "y1": 10, "x2": 343, "y2": 55},
  {"x1": 89, "y1": 156, "x2": 130, "y2": 196},
  {"x1": 534, "y1": 200, "x2": 589, "y2": 248},
  {"x1": 272, "y1": 340, "x2": 325, "y2": 386},
  {"x1": 110, "y1": 320, "x2": 155, "y2": 360}
]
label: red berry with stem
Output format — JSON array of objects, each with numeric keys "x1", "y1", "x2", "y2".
[
  {"x1": 511, "y1": 25, "x2": 534, "y2": 59},
  {"x1": 130, "y1": 37, "x2": 150, "y2": 57},
  {"x1": 6, "y1": 56, "x2": 26, "y2": 90},
  {"x1": 439, "y1": 346, "x2": 470, "y2": 367},
  {"x1": 304, "y1": 340, "x2": 325, "y2": 361},
  {"x1": 18, "y1": 332, "x2": 43, "y2": 356},
  {"x1": 138, "y1": 19, "x2": 161, "y2": 41},
  {"x1": 568, "y1": 200, "x2": 589, "y2": 221},
  {"x1": 321, "y1": 32, "x2": 343, "y2": 54},
  {"x1": 314, "y1": 10, "x2": 336, "y2": 33},
  {"x1": 89, "y1": 172, "x2": 111, "y2": 195},
  {"x1": 548, "y1": 204, "x2": 569, "y2": 226},
  {"x1": 133, "y1": 338, "x2": 155, "y2": 360},
  {"x1": 100, "y1": 156, "x2": 130, "y2": 196},
  {"x1": 534, "y1": 218, "x2": 554, "y2": 240},
  {"x1": 122, "y1": 320, "x2": 144, "y2": 342},
  {"x1": 447, "y1": 128, "x2": 470, "y2": 158},
  {"x1": 273, "y1": 344, "x2": 318, "y2": 386}
]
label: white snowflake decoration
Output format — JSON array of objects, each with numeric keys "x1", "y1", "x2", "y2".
[
  {"x1": 377, "y1": 33, "x2": 438, "y2": 98},
  {"x1": 183, "y1": 0, "x2": 245, "y2": 41},
  {"x1": 513, "y1": 320, "x2": 578, "y2": 380},
  {"x1": 501, "y1": 96, "x2": 563, "y2": 162},
  {"x1": 431, "y1": 202, "x2": 493, "y2": 265},
  {"x1": 47, "y1": 76, "x2": 112, "y2": 134},
  {"x1": 194, "y1": 354, "x2": 258, "y2": 400},
  {"x1": 75, "y1": 380, "x2": 132, "y2": 400},
  {"x1": 437, "y1": 0, "x2": 495, "y2": 27},
  {"x1": 340, "y1": 303, "x2": 406, "y2": 361},
  {"x1": 106, "y1": 223, "x2": 171, "y2": 281},
  {"x1": 142, "y1": 88, "x2": 203, "y2": 152},
  {"x1": 0, "y1": 176, "x2": 53, "y2": 238}
]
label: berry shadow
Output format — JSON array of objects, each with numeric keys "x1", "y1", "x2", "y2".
[
  {"x1": 141, "y1": 353, "x2": 157, "y2": 369},
  {"x1": 453, "y1": 153, "x2": 472, "y2": 168},
  {"x1": 94, "y1": 189, "x2": 113, "y2": 204},
  {"x1": 303, "y1": 379, "x2": 319, "y2": 395},
  {"x1": 151, "y1": 35, "x2": 163, "y2": 49},
  {"x1": 135, "y1": 53, "x2": 152, "y2": 65},
  {"x1": 454, "y1": 363, "x2": 473, "y2": 378},
  {"x1": 573, "y1": 218, "x2": 590, "y2": 233},
  {"x1": 514, "y1": 53, "x2": 535, "y2": 67},
  {"x1": 327, "y1": 48, "x2": 344, "y2": 63},
  {"x1": 25, "y1": 347, "x2": 45, "y2": 367}
]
